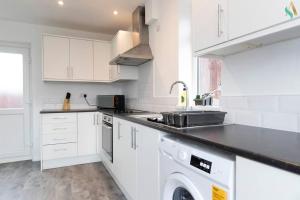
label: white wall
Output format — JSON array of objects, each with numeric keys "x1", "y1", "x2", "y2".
[
  {"x1": 0, "y1": 19, "x2": 123, "y2": 161},
  {"x1": 124, "y1": 0, "x2": 192, "y2": 111},
  {"x1": 221, "y1": 38, "x2": 300, "y2": 132}
]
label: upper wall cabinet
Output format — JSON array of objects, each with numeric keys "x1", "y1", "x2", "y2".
[
  {"x1": 43, "y1": 35, "x2": 111, "y2": 82},
  {"x1": 70, "y1": 39, "x2": 94, "y2": 81},
  {"x1": 229, "y1": 0, "x2": 298, "y2": 39},
  {"x1": 193, "y1": 0, "x2": 300, "y2": 56},
  {"x1": 94, "y1": 41, "x2": 111, "y2": 82},
  {"x1": 43, "y1": 36, "x2": 70, "y2": 80},
  {"x1": 192, "y1": 0, "x2": 228, "y2": 51}
]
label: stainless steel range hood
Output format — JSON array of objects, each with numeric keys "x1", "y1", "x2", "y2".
[{"x1": 109, "y1": 6, "x2": 153, "y2": 66}]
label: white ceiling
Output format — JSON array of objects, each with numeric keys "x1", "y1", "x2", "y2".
[{"x1": 0, "y1": 0, "x2": 145, "y2": 34}]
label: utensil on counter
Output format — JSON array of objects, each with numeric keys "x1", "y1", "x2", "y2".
[{"x1": 63, "y1": 92, "x2": 71, "y2": 111}]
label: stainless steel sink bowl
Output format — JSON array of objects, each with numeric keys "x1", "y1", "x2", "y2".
[{"x1": 161, "y1": 111, "x2": 227, "y2": 128}]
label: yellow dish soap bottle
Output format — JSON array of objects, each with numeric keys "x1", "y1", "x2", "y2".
[{"x1": 178, "y1": 88, "x2": 187, "y2": 107}]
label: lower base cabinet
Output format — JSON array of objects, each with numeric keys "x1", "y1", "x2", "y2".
[
  {"x1": 41, "y1": 112, "x2": 102, "y2": 170},
  {"x1": 236, "y1": 156, "x2": 300, "y2": 200},
  {"x1": 113, "y1": 117, "x2": 160, "y2": 200}
]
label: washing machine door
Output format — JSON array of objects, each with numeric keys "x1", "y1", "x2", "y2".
[{"x1": 162, "y1": 173, "x2": 204, "y2": 200}]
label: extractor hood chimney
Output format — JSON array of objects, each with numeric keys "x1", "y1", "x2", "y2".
[{"x1": 109, "y1": 6, "x2": 153, "y2": 66}]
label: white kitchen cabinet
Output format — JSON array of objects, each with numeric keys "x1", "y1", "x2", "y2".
[
  {"x1": 77, "y1": 112, "x2": 97, "y2": 156},
  {"x1": 110, "y1": 65, "x2": 138, "y2": 81},
  {"x1": 136, "y1": 123, "x2": 160, "y2": 200},
  {"x1": 112, "y1": 117, "x2": 160, "y2": 200},
  {"x1": 236, "y1": 156, "x2": 300, "y2": 200},
  {"x1": 96, "y1": 112, "x2": 103, "y2": 154},
  {"x1": 192, "y1": 0, "x2": 228, "y2": 52},
  {"x1": 43, "y1": 35, "x2": 114, "y2": 82},
  {"x1": 193, "y1": 0, "x2": 300, "y2": 56},
  {"x1": 229, "y1": 0, "x2": 300, "y2": 39},
  {"x1": 70, "y1": 39, "x2": 94, "y2": 80},
  {"x1": 43, "y1": 36, "x2": 70, "y2": 80},
  {"x1": 94, "y1": 41, "x2": 111, "y2": 82},
  {"x1": 41, "y1": 112, "x2": 101, "y2": 170},
  {"x1": 145, "y1": 0, "x2": 159, "y2": 25},
  {"x1": 113, "y1": 118, "x2": 137, "y2": 200},
  {"x1": 111, "y1": 31, "x2": 133, "y2": 59}
]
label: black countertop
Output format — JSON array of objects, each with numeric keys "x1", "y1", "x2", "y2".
[
  {"x1": 114, "y1": 113, "x2": 300, "y2": 175},
  {"x1": 40, "y1": 108, "x2": 99, "y2": 114},
  {"x1": 39, "y1": 109, "x2": 300, "y2": 175}
]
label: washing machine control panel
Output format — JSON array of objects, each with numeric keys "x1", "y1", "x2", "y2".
[{"x1": 190, "y1": 155, "x2": 212, "y2": 174}]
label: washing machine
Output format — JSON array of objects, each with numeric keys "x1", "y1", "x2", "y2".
[{"x1": 160, "y1": 136, "x2": 235, "y2": 200}]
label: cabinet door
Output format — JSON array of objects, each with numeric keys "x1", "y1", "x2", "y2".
[
  {"x1": 96, "y1": 113, "x2": 103, "y2": 154},
  {"x1": 136, "y1": 125, "x2": 160, "y2": 200},
  {"x1": 77, "y1": 112, "x2": 97, "y2": 156},
  {"x1": 236, "y1": 156, "x2": 300, "y2": 200},
  {"x1": 43, "y1": 36, "x2": 69, "y2": 80},
  {"x1": 109, "y1": 65, "x2": 120, "y2": 81},
  {"x1": 113, "y1": 118, "x2": 137, "y2": 200},
  {"x1": 122, "y1": 122, "x2": 137, "y2": 200},
  {"x1": 192, "y1": 0, "x2": 228, "y2": 51},
  {"x1": 70, "y1": 39, "x2": 93, "y2": 80},
  {"x1": 229, "y1": 0, "x2": 300, "y2": 39},
  {"x1": 112, "y1": 118, "x2": 128, "y2": 183},
  {"x1": 94, "y1": 41, "x2": 111, "y2": 82}
]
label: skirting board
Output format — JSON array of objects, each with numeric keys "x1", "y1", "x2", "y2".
[
  {"x1": 0, "y1": 155, "x2": 32, "y2": 164},
  {"x1": 42, "y1": 154, "x2": 102, "y2": 170}
]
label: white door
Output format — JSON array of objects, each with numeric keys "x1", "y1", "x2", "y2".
[
  {"x1": 70, "y1": 39, "x2": 93, "y2": 80},
  {"x1": 77, "y1": 112, "x2": 97, "y2": 156},
  {"x1": 94, "y1": 41, "x2": 111, "y2": 82},
  {"x1": 0, "y1": 44, "x2": 31, "y2": 163},
  {"x1": 43, "y1": 36, "x2": 70, "y2": 80},
  {"x1": 228, "y1": 0, "x2": 300, "y2": 39},
  {"x1": 192, "y1": 0, "x2": 228, "y2": 51}
]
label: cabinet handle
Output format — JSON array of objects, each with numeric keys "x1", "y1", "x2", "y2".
[
  {"x1": 217, "y1": 4, "x2": 224, "y2": 37},
  {"x1": 53, "y1": 128, "x2": 67, "y2": 131},
  {"x1": 53, "y1": 138, "x2": 67, "y2": 141},
  {"x1": 53, "y1": 117, "x2": 67, "y2": 120},
  {"x1": 133, "y1": 127, "x2": 138, "y2": 150},
  {"x1": 54, "y1": 148, "x2": 67, "y2": 152},
  {"x1": 131, "y1": 127, "x2": 134, "y2": 149},
  {"x1": 96, "y1": 114, "x2": 99, "y2": 125},
  {"x1": 67, "y1": 67, "x2": 69, "y2": 78},
  {"x1": 93, "y1": 114, "x2": 96, "y2": 125},
  {"x1": 118, "y1": 122, "x2": 121, "y2": 140}
]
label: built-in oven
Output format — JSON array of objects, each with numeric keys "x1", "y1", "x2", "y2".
[{"x1": 102, "y1": 114, "x2": 113, "y2": 162}]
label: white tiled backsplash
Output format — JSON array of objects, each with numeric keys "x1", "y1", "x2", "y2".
[{"x1": 221, "y1": 95, "x2": 300, "y2": 132}]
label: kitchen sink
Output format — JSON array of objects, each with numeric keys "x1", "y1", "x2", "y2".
[
  {"x1": 161, "y1": 111, "x2": 227, "y2": 128},
  {"x1": 129, "y1": 113, "x2": 162, "y2": 119}
]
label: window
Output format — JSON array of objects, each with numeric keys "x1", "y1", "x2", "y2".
[
  {"x1": 0, "y1": 52, "x2": 24, "y2": 109},
  {"x1": 194, "y1": 57, "x2": 223, "y2": 106}
]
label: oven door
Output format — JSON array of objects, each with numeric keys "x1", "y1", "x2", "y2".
[{"x1": 102, "y1": 122, "x2": 113, "y2": 162}]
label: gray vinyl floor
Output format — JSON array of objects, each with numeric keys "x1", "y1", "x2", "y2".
[{"x1": 0, "y1": 161, "x2": 126, "y2": 200}]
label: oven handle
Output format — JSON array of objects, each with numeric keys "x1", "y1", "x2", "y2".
[{"x1": 102, "y1": 123, "x2": 112, "y2": 130}]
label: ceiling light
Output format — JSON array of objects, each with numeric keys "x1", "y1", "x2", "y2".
[
  {"x1": 113, "y1": 10, "x2": 118, "y2": 15},
  {"x1": 58, "y1": 0, "x2": 64, "y2": 6}
]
